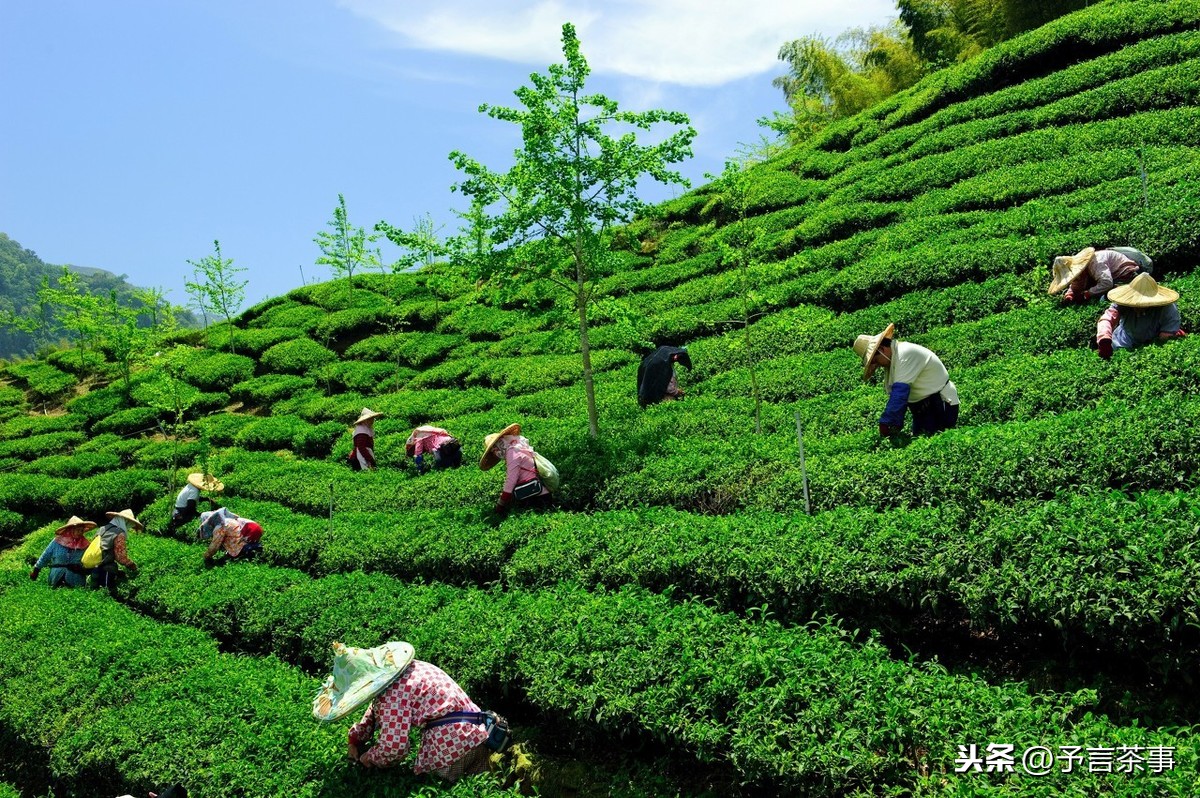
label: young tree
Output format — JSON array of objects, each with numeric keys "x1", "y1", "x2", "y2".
[
  {"x1": 450, "y1": 22, "x2": 695, "y2": 438},
  {"x1": 315, "y1": 193, "x2": 380, "y2": 284},
  {"x1": 37, "y1": 268, "x2": 105, "y2": 372},
  {"x1": 376, "y1": 212, "x2": 448, "y2": 272},
  {"x1": 186, "y1": 240, "x2": 247, "y2": 354}
]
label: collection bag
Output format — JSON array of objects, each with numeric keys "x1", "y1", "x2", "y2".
[
  {"x1": 425, "y1": 710, "x2": 513, "y2": 753},
  {"x1": 532, "y1": 452, "x2": 560, "y2": 492},
  {"x1": 80, "y1": 534, "x2": 104, "y2": 569},
  {"x1": 512, "y1": 478, "x2": 544, "y2": 501}
]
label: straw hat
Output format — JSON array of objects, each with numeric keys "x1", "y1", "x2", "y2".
[
  {"x1": 1047, "y1": 247, "x2": 1095, "y2": 295},
  {"x1": 852, "y1": 323, "x2": 895, "y2": 380},
  {"x1": 105, "y1": 509, "x2": 145, "y2": 531},
  {"x1": 479, "y1": 423, "x2": 521, "y2": 470},
  {"x1": 354, "y1": 408, "x2": 383, "y2": 425},
  {"x1": 312, "y1": 641, "x2": 415, "y2": 723},
  {"x1": 186, "y1": 472, "x2": 224, "y2": 492},
  {"x1": 1107, "y1": 273, "x2": 1178, "y2": 308},
  {"x1": 54, "y1": 515, "x2": 96, "y2": 536}
]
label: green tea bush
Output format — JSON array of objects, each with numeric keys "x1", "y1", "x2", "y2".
[
  {"x1": 260, "y1": 338, "x2": 337, "y2": 375},
  {"x1": 344, "y1": 331, "x2": 464, "y2": 366},
  {"x1": 215, "y1": 325, "x2": 305, "y2": 357},
  {"x1": 191, "y1": 412, "x2": 256, "y2": 446},
  {"x1": 0, "y1": 431, "x2": 85, "y2": 461},
  {"x1": 0, "y1": 412, "x2": 85, "y2": 440},
  {"x1": 177, "y1": 350, "x2": 256, "y2": 392},
  {"x1": 44, "y1": 347, "x2": 108, "y2": 375},
  {"x1": 0, "y1": 473, "x2": 72, "y2": 515},
  {"x1": 59, "y1": 469, "x2": 163, "y2": 518},
  {"x1": 233, "y1": 415, "x2": 316, "y2": 452},
  {"x1": 4, "y1": 362, "x2": 75, "y2": 402},
  {"x1": 0, "y1": 386, "x2": 24, "y2": 410},
  {"x1": 229, "y1": 374, "x2": 315, "y2": 407},
  {"x1": 17, "y1": 451, "x2": 121, "y2": 478},
  {"x1": 313, "y1": 361, "x2": 396, "y2": 394},
  {"x1": 247, "y1": 300, "x2": 326, "y2": 332},
  {"x1": 74, "y1": 432, "x2": 145, "y2": 461},
  {"x1": 92, "y1": 406, "x2": 161, "y2": 436},
  {"x1": 66, "y1": 384, "x2": 129, "y2": 423}
]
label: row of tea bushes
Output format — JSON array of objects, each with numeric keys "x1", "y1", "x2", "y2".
[{"x1": 28, "y1": 530, "x2": 1190, "y2": 797}]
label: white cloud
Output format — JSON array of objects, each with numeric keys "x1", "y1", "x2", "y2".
[{"x1": 337, "y1": 0, "x2": 897, "y2": 86}]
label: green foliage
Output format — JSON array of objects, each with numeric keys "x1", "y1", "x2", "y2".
[
  {"x1": 92, "y1": 406, "x2": 161, "y2": 436},
  {"x1": 4, "y1": 361, "x2": 75, "y2": 402},
  {"x1": 344, "y1": 332, "x2": 464, "y2": 366},
  {"x1": 314, "y1": 193, "x2": 381, "y2": 282},
  {"x1": 176, "y1": 350, "x2": 256, "y2": 392},
  {"x1": 260, "y1": 338, "x2": 337, "y2": 376},
  {"x1": 186, "y1": 240, "x2": 248, "y2": 353},
  {"x1": 229, "y1": 373, "x2": 315, "y2": 407},
  {"x1": 0, "y1": 431, "x2": 85, "y2": 461}
]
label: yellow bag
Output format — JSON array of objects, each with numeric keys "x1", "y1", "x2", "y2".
[{"x1": 81, "y1": 534, "x2": 104, "y2": 569}]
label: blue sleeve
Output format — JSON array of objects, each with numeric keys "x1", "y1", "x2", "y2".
[
  {"x1": 1159, "y1": 304, "x2": 1181, "y2": 334},
  {"x1": 880, "y1": 383, "x2": 911, "y2": 427},
  {"x1": 414, "y1": 453, "x2": 425, "y2": 469},
  {"x1": 35, "y1": 542, "x2": 55, "y2": 570}
]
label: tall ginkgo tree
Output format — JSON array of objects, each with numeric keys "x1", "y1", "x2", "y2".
[{"x1": 450, "y1": 22, "x2": 695, "y2": 438}]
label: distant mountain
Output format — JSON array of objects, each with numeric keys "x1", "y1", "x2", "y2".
[{"x1": 0, "y1": 232, "x2": 198, "y2": 360}]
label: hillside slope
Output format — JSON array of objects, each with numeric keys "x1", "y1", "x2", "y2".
[{"x1": 2, "y1": 2, "x2": 1199, "y2": 796}]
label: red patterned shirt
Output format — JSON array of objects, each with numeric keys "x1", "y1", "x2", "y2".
[{"x1": 347, "y1": 660, "x2": 489, "y2": 773}]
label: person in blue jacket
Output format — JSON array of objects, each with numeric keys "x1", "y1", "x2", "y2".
[{"x1": 30, "y1": 516, "x2": 95, "y2": 587}]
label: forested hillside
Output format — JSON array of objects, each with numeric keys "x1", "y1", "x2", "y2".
[
  {"x1": 0, "y1": 233, "x2": 196, "y2": 360},
  {"x1": 1, "y1": 2, "x2": 1199, "y2": 796}
]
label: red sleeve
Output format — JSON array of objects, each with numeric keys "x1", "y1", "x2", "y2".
[{"x1": 1096, "y1": 305, "x2": 1120, "y2": 341}]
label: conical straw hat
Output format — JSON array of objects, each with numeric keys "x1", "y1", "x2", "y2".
[
  {"x1": 54, "y1": 515, "x2": 96, "y2": 535},
  {"x1": 187, "y1": 473, "x2": 224, "y2": 492},
  {"x1": 1047, "y1": 247, "x2": 1095, "y2": 295},
  {"x1": 354, "y1": 408, "x2": 383, "y2": 425},
  {"x1": 851, "y1": 323, "x2": 895, "y2": 380},
  {"x1": 1107, "y1": 273, "x2": 1178, "y2": 308},
  {"x1": 312, "y1": 641, "x2": 415, "y2": 723},
  {"x1": 105, "y1": 509, "x2": 144, "y2": 531},
  {"x1": 479, "y1": 423, "x2": 521, "y2": 470}
]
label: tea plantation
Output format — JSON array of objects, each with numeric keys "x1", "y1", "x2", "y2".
[{"x1": 3, "y1": 2, "x2": 1200, "y2": 795}]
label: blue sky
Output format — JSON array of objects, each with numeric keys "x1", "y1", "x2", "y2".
[{"x1": 2, "y1": 0, "x2": 895, "y2": 307}]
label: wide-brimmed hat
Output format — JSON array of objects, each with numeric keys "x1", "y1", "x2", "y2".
[
  {"x1": 312, "y1": 641, "x2": 415, "y2": 723},
  {"x1": 187, "y1": 472, "x2": 224, "y2": 492},
  {"x1": 354, "y1": 407, "x2": 383, "y2": 425},
  {"x1": 1107, "y1": 273, "x2": 1179, "y2": 308},
  {"x1": 1047, "y1": 247, "x2": 1095, "y2": 295},
  {"x1": 479, "y1": 423, "x2": 521, "y2": 470},
  {"x1": 852, "y1": 323, "x2": 895, "y2": 380},
  {"x1": 54, "y1": 515, "x2": 96, "y2": 536},
  {"x1": 105, "y1": 509, "x2": 145, "y2": 531}
]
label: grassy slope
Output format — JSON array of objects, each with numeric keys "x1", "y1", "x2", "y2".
[{"x1": 3, "y1": 1, "x2": 1200, "y2": 796}]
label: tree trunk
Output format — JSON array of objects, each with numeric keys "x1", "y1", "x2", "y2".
[
  {"x1": 741, "y1": 262, "x2": 762, "y2": 434},
  {"x1": 574, "y1": 240, "x2": 599, "y2": 438}
]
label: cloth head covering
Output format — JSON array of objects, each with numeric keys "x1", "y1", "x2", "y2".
[
  {"x1": 480, "y1": 423, "x2": 521, "y2": 470},
  {"x1": 1107, "y1": 273, "x2": 1178, "y2": 308},
  {"x1": 1048, "y1": 247, "x2": 1095, "y2": 295},
  {"x1": 53, "y1": 516, "x2": 95, "y2": 549},
  {"x1": 312, "y1": 641, "x2": 415, "y2": 723},
  {"x1": 105, "y1": 509, "x2": 144, "y2": 531},
  {"x1": 406, "y1": 425, "x2": 450, "y2": 456},
  {"x1": 354, "y1": 408, "x2": 382, "y2": 425},
  {"x1": 852, "y1": 323, "x2": 895, "y2": 380},
  {"x1": 636, "y1": 346, "x2": 692, "y2": 407},
  {"x1": 186, "y1": 473, "x2": 224, "y2": 492},
  {"x1": 240, "y1": 521, "x2": 263, "y2": 543}
]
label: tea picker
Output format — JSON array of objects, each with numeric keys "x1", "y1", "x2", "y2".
[
  {"x1": 1095, "y1": 273, "x2": 1186, "y2": 360},
  {"x1": 637, "y1": 345, "x2": 692, "y2": 407},
  {"x1": 30, "y1": 516, "x2": 95, "y2": 588},
  {"x1": 853, "y1": 324, "x2": 959, "y2": 437},
  {"x1": 168, "y1": 472, "x2": 223, "y2": 534},
  {"x1": 480, "y1": 423, "x2": 557, "y2": 515},
  {"x1": 405, "y1": 425, "x2": 463, "y2": 474},
  {"x1": 1049, "y1": 246, "x2": 1153, "y2": 304},
  {"x1": 313, "y1": 641, "x2": 511, "y2": 782},
  {"x1": 348, "y1": 407, "x2": 382, "y2": 471}
]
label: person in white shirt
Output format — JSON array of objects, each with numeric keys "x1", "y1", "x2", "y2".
[
  {"x1": 168, "y1": 473, "x2": 223, "y2": 534},
  {"x1": 853, "y1": 324, "x2": 959, "y2": 437}
]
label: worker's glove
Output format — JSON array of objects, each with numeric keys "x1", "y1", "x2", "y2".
[
  {"x1": 1059, "y1": 293, "x2": 1079, "y2": 306},
  {"x1": 1097, "y1": 339, "x2": 1113, "y2": 360},
  {"x1": 879, "y1": 423, "x2": 895, "y2": 437},
  {"x1": 29, "y1": 568, "x2": 39, "y2": 581},
  {"x1": 1176, "y1": 329, "x2": 1188, "y2": 338}
]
